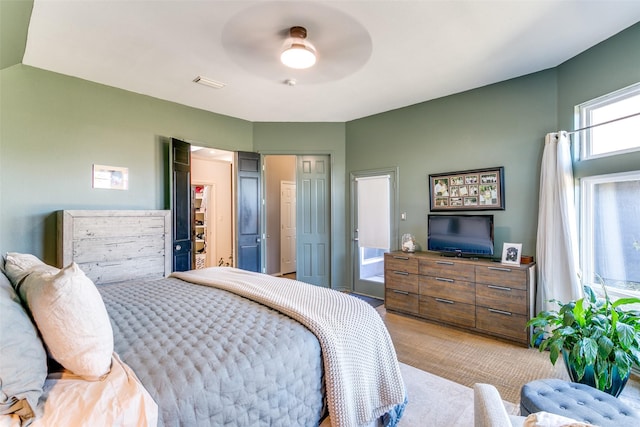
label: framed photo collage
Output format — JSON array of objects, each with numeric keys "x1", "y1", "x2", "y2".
[{"x1": 429, "y1": 166, "x2": 504, "y2": 211}]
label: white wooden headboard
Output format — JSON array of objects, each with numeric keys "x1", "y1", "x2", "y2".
[{"x1": 57, "y1": 210, "x2": 172, "y2": 285}]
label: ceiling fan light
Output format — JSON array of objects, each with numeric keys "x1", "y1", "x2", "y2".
[
  {"x1": 280, "y1": 27, "x2": 317, "y2": 69},
  {"x1": 281, "y1": 44, "x2": 316, "y2": 69}
]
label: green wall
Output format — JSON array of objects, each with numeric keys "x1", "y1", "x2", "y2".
[
  {"x1": 0, "y1": 0, "x2": 32, "y2": 70},
  {"x1": 0, "y1": 65, "x2": 252, "y2": 264},
  {"x1": 557, "y1": 23, "x2": 640, "y2": 179},
  {"x1": 346, "y1": 70, "x2": 557, "y2": 257}
]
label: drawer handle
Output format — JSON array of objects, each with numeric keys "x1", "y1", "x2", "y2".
[
  {"x1": 488, "y1": 308, "x2": 512, "y2": 316},
  {"x1": 435, "y1": 298, "x2": 454, "y2": 304},
  {"x1": 488, "y1": 285, "x2": 512, "y2": 291},
  {"x1": 393, "y1": 271, "x2": 409, "y2": 276},
  {"x1": 393, "y1": 290, "x2": 409, "y2": 295},
  {"x1": 393, "y1": 256, "x2": 410, "y2": 260},
  {"x1": 436, "y1": 277, "x2": 454, "y2": 283},
  {"x1": 436, "y1": 261, "x2": 454, "y2": 266},
  {"x1": 488, "y1": 267, "x2": 512, "y2": 272}
]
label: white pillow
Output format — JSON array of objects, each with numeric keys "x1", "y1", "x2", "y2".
[
  {"x1": 18, "y1": 262, "x2": 114, "y2": 380},
  {"x1": 3, "y1": 252, "x2": 57, "y2": 285},
  {"x1": 524, "y1": 411, "x2": 595, "y2": 427}
]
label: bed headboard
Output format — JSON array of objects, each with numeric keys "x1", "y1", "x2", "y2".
[{"x1": 57, "y1": 210, "x2": 172, "y2": 285}]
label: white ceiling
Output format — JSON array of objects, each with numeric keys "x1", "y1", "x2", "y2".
[{"x1": 22, "y1": 1, "x2": 640, "y2": 123}]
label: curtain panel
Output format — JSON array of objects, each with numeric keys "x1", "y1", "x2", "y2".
[{"x1": 536, "y1": 132, "x2": 582, "y2": 313}]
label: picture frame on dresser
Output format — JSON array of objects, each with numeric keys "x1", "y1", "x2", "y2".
[
  {"x1": 429, "y1": 166, "x2": 504, "y2": 211},
  {"x1": 501, "y1": 242, "x2": 522, "y2": 265}
]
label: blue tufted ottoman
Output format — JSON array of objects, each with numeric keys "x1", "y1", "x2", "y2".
[{"x1": 520, "y1": 378, "x2": 640, "y2": 427}]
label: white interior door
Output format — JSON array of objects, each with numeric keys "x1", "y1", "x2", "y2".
[{"x1": 280, "y1": 181, "x2": 296, "y2": 274}]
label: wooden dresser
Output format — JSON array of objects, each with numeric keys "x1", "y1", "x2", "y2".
[{"x1": 384, "y1": 251, "x2": 535, "y2": 347}]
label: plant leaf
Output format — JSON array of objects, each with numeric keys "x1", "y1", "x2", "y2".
[
  {"x1": 617, "y1": 322, "x2": 636, "y2": 349},
  {"x1": 612, "y1": 297, "x2": 640, "y2": 308},
  {"x1": 573, "y1": 298, "x2": 586, "y2": 327},
  {"x1": 580, "y1": 337, "x2": 598, "y2": 365}
]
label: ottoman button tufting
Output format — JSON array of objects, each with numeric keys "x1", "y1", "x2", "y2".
[{"x1": 520, "y1": 379, "x2": 640, "y2": 427}]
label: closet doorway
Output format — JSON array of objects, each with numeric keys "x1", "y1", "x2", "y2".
[
  {"x1": 264, "y1": 155, "x2": 297, "y2": 277},
  {"x1": 190, "y1": 146, "x2": 234, "y2": 269}
]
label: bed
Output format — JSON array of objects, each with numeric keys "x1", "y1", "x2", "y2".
[{"x1": 1, "y1": 211, "x2": 406, "y2": 427}]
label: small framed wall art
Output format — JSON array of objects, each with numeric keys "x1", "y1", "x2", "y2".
[
  {"x1": 429, "y1": 166, "x2": 504, "y2": 211},
  {"x1": 92, "y1": 164, "x2": 129, "y2": 190},
  {"x1": 501, "y1": 242, "x2": 522, "y2": 265}
]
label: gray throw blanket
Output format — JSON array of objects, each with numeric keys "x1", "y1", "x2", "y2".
[{"x1": 171, "y1": 267, "x2": 406, "y2": 427}]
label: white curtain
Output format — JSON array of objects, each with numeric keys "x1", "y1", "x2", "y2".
[
  {"x1": 357, "y1": 175, "x2": 390, "y2": 249},
  {"x1": 536, "y1": 132, "x2": 582, "y2": 313}
]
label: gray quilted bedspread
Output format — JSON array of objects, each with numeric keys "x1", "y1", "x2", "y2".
[{"x1": 98, "y1": 277, "x2": 325, "y2": 427}]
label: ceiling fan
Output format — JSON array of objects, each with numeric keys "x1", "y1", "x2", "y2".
[{"x1": 220, "y1": 2, "x2": 372, "y2": 85}]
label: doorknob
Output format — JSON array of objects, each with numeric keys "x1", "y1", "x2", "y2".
[
  {"x1": 256, "y1": 237, "x2": 261, "y2": 243},
  {"x1": 175, "y1": 244, "x2": 182, "y2": 251}
]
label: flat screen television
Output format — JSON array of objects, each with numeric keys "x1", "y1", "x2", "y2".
[{"x1": 427, "y1": 214, "x2": 494, "y2": 257}]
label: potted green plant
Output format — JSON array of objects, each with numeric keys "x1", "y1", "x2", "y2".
[{"x1": 527, "y1": 284, "x2": 640, "y2": 397}]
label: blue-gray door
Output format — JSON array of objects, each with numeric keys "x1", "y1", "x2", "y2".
[
  {"x1": 297, "y1": 155, "x2": 331, "y2": 287},
  {"x1": 171, "y1": 138, "x2": 193, "y2": 271},
  {"x1": 237, "y1": 151, "x2": 261, "y2": 272}
]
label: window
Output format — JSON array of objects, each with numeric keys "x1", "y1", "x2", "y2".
[
  {"x1": 577, "y1": 82, "x2": 640, "y2": 160},
  {"x1": 577, "y1": 83, "x2": 640, "y2": 300},
  {"x1": 360, "y1": 247, "x2": 386, "y2": 266},
  {"x1": 580, "y1": 171, "x2": 640, "y2": 299}
]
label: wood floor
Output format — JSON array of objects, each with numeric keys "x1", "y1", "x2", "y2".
[{"x1": 378, "y1": 305, "x2": 640, "y2": 409}]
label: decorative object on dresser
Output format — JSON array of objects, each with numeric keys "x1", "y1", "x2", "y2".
[
  {"x1": 500, "y1": 242, "x2": 522, "y2": 265},
  {"x1": 401, "y1": 233, "x2": 417, "y2": 253},
  {"x1": 384, "y1": 251, "x2": 536, "y2": 347},
  {"x1": 527, "y1": 284, "x2": 640, "y2": 396}
]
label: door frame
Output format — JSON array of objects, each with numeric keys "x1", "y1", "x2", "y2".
[{"x1": 349, "y1": 167, "x2": 399, "y2": 298}]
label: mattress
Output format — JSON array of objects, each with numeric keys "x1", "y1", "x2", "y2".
[{"x1": 98, "y1": 277, "x2": 325, "y2": 427}]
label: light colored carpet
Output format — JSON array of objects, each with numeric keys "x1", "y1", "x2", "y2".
[
  {"x1": 320, "y1": 362, "x2": 517, "y2": 427},
  {"x1": 398, "y1": 362, "x2": 518, "y2": 426}
]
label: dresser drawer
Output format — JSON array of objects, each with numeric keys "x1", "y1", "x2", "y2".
[
  {"x1": 475, "y1": 265, "x2": 527, "y2": 290},
  {"x1": 419, "y1": 258, "x2": 474, "y2": 281},
  {"x1": 419, "y1": 276, "x2": 475, "y2": 305},
  {"x1": 419, "y1": 295, "x2": 475, "y2": 328},
  {"x1": 476, "y1": 283, "x2": 527, "y2": 315},
  {"x1": 385, "y1": 253, "x2": 419, "y2": 274},
  {"x1": 386, "y1": 289, "x2": 419, "y2": 315},
  {"x1": 384, "y1": 269, "x2": 418, "y2": 294},
  {"x1": 475, "y1": 306, "x2": 529, "y2": 344}
]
